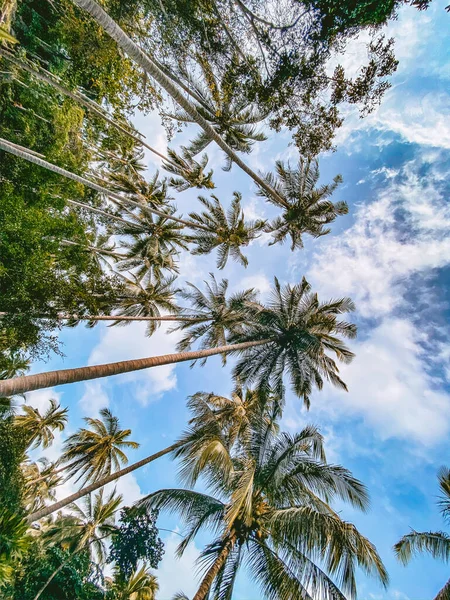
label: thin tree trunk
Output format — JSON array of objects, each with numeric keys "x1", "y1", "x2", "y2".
[
  {"x1": 0, "y1": 46, "x2": 170, "y2": 164},
  {"x1": 28, "y1": 441, "x2": 183, "y2": 522},
  {"x1": 65, "y1": 199, "x2": 132, "y2": 226},
  {"x1": 0, "y1": 137, "x2": 209, "y2": 231},
  {"x1": 59, "y1": 238, "x2": 123, "y2": 258},
  {"x1": 30, "y1": 456, "x2": 88, "y2": 485},
  {"x1": 0, "y1": 340, "x2": 269, "y2": 397},
  {"x1": 193, "y1": 537, "x2": 236, "y2": 600},
  {"x1": 33, "y1": 556, "x2": 70, "y2": 600},
  {"x1": 70, "y1": 0, "x2": 284, "y2": 205},
  {"x1": 0, "y1": 311, "x2": 201, "y2": 323}
]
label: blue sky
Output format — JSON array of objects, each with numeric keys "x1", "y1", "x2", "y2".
[{"x1": 26, "y1": 2, "x2": 450, "y2": 598}]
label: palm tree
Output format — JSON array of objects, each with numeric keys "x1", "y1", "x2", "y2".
[
  {"x1": 165, "y1": 58, "x2": 267, "y2": 170},
  {"x1": 394, "y1": 467, "x2": 450, "y2": 599},
  {"x1": 68, "y1": 0, "x2": 283, "y2": 203},
  {"x1": 0, "y1": 277, "x2": 356, "y2": 402},
  {"x1": 58, "y1": 408, "x2": 139, "y2": 484},
  {"x1": 162, "y1": 147, "x2": 215, "y2": 192},
  {"x1": 139, "y1": 407, "x2": 388, "y2": 600},
  {"x1": 22, "y1": 458, "x2": 62, "y2": 513},
  {"x1": 27, "y1": 385, "x2": 265, "y2": 523},
  {"x1": 34, "y1": 489, "x2": 121, "y2": 600},
  {"x1": 188, "y1": 193, "x2": 266, "y2": 269},
  {"x1": 109, "y1": 565, "x2": 159, "y2": 600},
  {"x1": 15, "y1": 399, "x2": 68, "y2": 450},
  {"x1": 257, "y1": 157, "x2": 348, "y2": 250},
  {"x1": 112, "y1": 273, "x2": 180, "y2": 336}
]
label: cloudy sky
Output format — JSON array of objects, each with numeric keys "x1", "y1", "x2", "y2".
[{"x1": 26, "y1": 2, "x2": 450, "y2": 598}]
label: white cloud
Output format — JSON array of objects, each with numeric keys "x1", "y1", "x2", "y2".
[
  {"x1": 308, "y1": 156, "x2": 450, "y2": 317},
  {"x1": 79, "y1": 381, "x2": 110, "y2": 416},
  {"x1": 313, "y1": 318, "x2": 450, "y2": 445},
  {"x1": 156, "y1": 532, "x2": 202, "y2": 600},
  {"x1": 236, "y1": 272, "x2": 271, "y2": 296},
  {"x1": 83, "y1": 322, "x2": 182, "y2": 408}
]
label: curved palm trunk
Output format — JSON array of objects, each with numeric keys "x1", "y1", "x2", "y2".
[
  {"x1": 0, "y1": 340, "x2": 268, "y2": 397},
  {"x1": 193, "y1": 537, "x2": 236, "y2": 600},
  {"x1": 0, "y1": 137, "x2": 209, "y2": 231},
  {"x1": 70, "y1": 0, "x2": 284, "y2": 205},
  {"x1": 28, "y1": 441, "x2": 183, "y2": 522},
  {"x1": 0, "y1": 311, "x2": 201, "y2": 323},
  {"x1": 0, "y1": 46, "x2": 170, "y2": 164}
]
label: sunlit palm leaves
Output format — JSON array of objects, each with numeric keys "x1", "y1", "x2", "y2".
[
  {"x1": 188, "y1": 193, "x2": 266, "y2": 268},
  {"x1": 140, "y1": 401, "x2": 387, "y2": 600},
  {"x1": 43, "y1": 489, "x2": 121, "y2": 563},
  {"x1": 113, "y1": 273, "x2": 180, "y2": 336},
  {"x1": 15, "y1": 399, "x2": 68, "y2": 450},
  {"x1": 173, "y1": 274, "x2": 260, "y2": 363},
  {"x1": 109, "y1": 565, "x2": 159, "y2": 600},
  {"x1": 231, "y1": 276, "x2": 356, "y2": 407},
  {"x1": 163, "y1": 147, "x2": 215, "y2": 192},
  {"x1": 59, "y1": 408, "x2": 139, "y2": 484},
  {"x1": 167, "y1": 58, "x2": 267, "y2": 170},
  {"x1": 395, "y1": 467, "x2": 450, "y2": 600},
  {"x1": 257, "y1": 158, "x2": 348, "y2": 250}
]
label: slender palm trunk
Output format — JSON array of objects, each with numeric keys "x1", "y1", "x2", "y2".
[
  {"x1": 70, "y1": 0, "x2": 284, "y2": 205},
  {"x1": 0, "y1": 137, "x2": 209, "y2": 231},
  {"x1": 0, "y1": 46, "x2": 170, "y2": 164},
  {"x1": 0, "y1": 340, "x2": 268, "y2": 397},
  {"x1": 193, "y1": 537, "x2": 236, "y2": 600},
  {"x1": 59, "y1": 238, "x2": 123, "y2": 258},
  {"x1": 33, "y1": 555, "x2": 71, "y2": 600},
  {"x1": 28, "y1": 441, "x2": 183, "y2": 522},
  {"x1": 65, "y1": 199, "x2": 132, "y2": 226},
  {"x1": 30, "y1": 456, "x2": 87, "y2": 485},
  {"x1": 0, "y1": 311, "x2": 201, "y2": 323}
]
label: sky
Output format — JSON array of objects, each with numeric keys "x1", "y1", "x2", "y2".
[{"x1": 24, "y1": 2, "x2": 450, "y2": 599}]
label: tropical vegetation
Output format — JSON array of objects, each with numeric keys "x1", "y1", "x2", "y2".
[{"x1": 0, "y1": 0, "x2": 443, "y2": 597}]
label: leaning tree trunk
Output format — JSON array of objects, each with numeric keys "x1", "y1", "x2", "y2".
[
  {"x1": 0, "y1": 312, "x2": 201, "y2": 323},
  {"x1": 193, "y1": 536, "x2": 236, "y2": 600},
  {"x1": 0, "y1": 137, "x2": 209, "y2": 231},
  {"x1": 0, "y1": 340, "x2": 269, "y2": 397},
  {"x1": 70, "y1": 0, "x2": 284, "y2": 205},
  {"x1": 0, "y1": 46, "x2": 170, "y2": 163},
  {"x1": 28, "y1": 441, "x2": 183, "y2": 522}
]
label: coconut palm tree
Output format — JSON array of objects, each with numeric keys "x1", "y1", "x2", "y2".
[
  {"x1": 394, "y1": 467, "x2": 450, "y2": 600},
  {"x1": 112, "y1": 273, "x2": 180, "y2": 336},
  {"x1": 188, "y1": 193, "x2": 266, "y2": 269},
  {"x1": 108, "y1": 565, "x2": 159, "y2": 600},
  {"x1": 58, "y1": 408, "x2": 139, "y2": 484},
  {"x1": 139, "y1": 408, "x2": 388, "y2": 600},
  {"x1": 162, "y1": 147, "x2": 215, "y2": 192},
  {"x1": 165, "y1": 58, "x2": 267, "y2": 170},
  {"x1": 22, "y1": 458, "x2": 63, "y2": 513},
  {"x1": 173, "y1": 274, "x2": 260, "y2": 365},
  {"x1": 34, "y1": 489, "x2": 121, "y2": 600},
  {"x1": 68, "y1": 0, "x2": 282, "y2": 203},
  {"x1": 0, "y1": 277, "x2": 356, "y2": 401},
  {"x1": 257, "y1": 157, "x2": 348, "y2": 250},
  {"x1": 15, "y1": 399, "x2": 68, "y2": 450}
]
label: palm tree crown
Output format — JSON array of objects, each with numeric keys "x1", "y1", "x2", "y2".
[
  {"x1": 167, "y1": 58, "x2": 267, "y2": 170},
  {"x1": 231, "y1": 276, "x2": 356, "y2": 407},
  {"x1": 394, "y1": 467, "x2": 450, "y2": 600},
  {"x1": 188, "y1": 193, "x2": 266, "y2": 269},
  {"x1": 140, "y1": 397, "x2": 387, "y2": 600},
  {"x1": 257, "y1": 158, "x2": 348, "y2": 250},
  {"x1": 15, "y1": 399, "x2": 68, "y2": 450},
  {"x1": 162, "y1": 147, "x2": 215, "y2": 192},
  {"x1": 59, "y1": 408, "x2": 139, "y2": 484}
]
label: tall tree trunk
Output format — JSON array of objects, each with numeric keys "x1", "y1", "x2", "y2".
[
  {"x1": 0, "y1": 46, "x2": 170, "y2": 164},
  {"x1": 193, "y1": 537, "x2": 236, "y2": 600},
  {"x1": 0, "y1": 340, "x2": 268, "y2": 397},
  {"x1": 70, "y1": 0, "x2": 284, "y2": 205},
  {"x1": 0, "y1": 311, "x2": 201, "y2": 323},
  {"x1": 0, "y1": 137, "x2": 209, "y2": 231},
  {"x1": 28, "y1": 441, "x2": 183, "y2": 522},
  {"x1": 65, "y1": 199, "x2": 132, "y2": 226}
]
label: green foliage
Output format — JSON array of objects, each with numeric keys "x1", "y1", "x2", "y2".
[
  {"x1": 108, "y1": 506, "x2": 164, "y2": 580},
  {"x1": 5, "y1": 542, "x2": 103, "y2": 600},
  {"x1": 0, "y1": 416, "x2": 27, "y2": 513}
]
